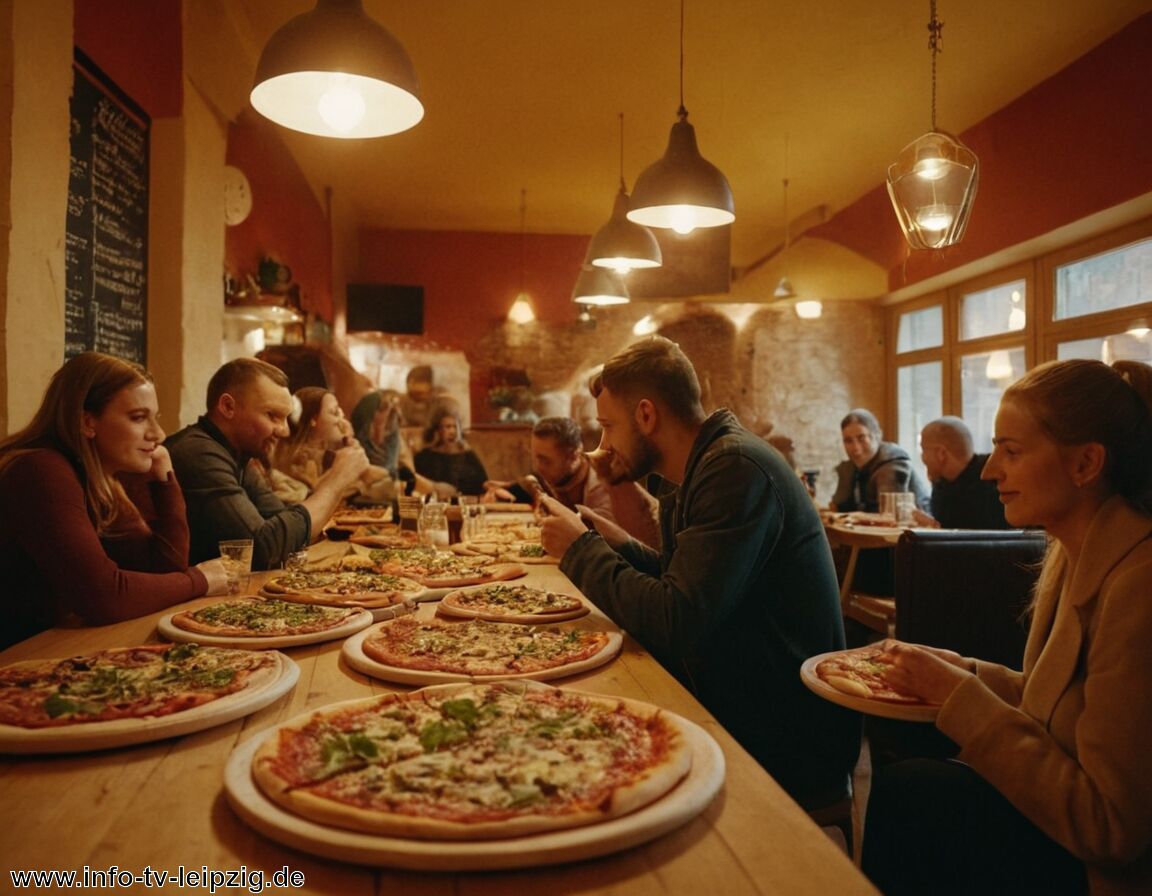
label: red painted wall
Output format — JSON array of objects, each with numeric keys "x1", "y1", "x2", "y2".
[
  {"x1": 73, "y1": 0, "x2": 182, "y2": 119},
  {"x1": 357, "y1": 229, "x2": 589, "y2": 345},
  {"x1": 811, "y1": 12, "x2": 1152, "y2": 290},
  {"x1": 225, "y1": 109, "x2": 333, "y2": 321}
]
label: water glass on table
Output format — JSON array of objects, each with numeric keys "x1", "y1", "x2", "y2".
[
  {"x1": 881, "y1": 490, "x2": 916, "y2": 526},
  {"x1": 218, "y1": 539, "x2": 254, "y2": 594},
  {"x1": 418, "y1": 502, "x2": 450, "y2": 549},
  {"x1": 458, "y1": 495, "x2": 485, "y2": 542}
]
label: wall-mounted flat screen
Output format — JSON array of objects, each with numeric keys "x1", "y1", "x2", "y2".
[{"x1": 346, "y1": 283, "x2": 425, "y2": 334}]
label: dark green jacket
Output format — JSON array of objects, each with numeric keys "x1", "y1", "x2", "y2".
[{"x1": 561, "y1": 409, "x2": 859, "y2": 807}]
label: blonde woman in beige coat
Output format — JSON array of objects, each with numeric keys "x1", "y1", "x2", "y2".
[{"x1": 862, "y1": 358, "x2": 1152, "y2": 896}]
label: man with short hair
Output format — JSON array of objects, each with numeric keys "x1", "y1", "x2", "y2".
[
  {"x1": 167, "y1": 358, "x2": 368, "y2": 569},
  {"x1": 914, "y1": 416, "x2": 1007, "y2": 529},
  {"x1": 488, "y1": 416, "x2": 661, "y2": 548},
  {"x1": 540, "y1": 337, "x2": 859, "y2": 810}
]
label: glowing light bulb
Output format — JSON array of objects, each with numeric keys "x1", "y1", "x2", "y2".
[
  {"x1": 915, "y1": 203, "x2": 953, "y2": 231},
  {"x1": 794, "y1": 300, "x2": 823, "y2": 319},
  {"x1": 914, "y1": 155, "x2": 948, "y2": 180},
  {"x1": 632, "y1": 315, "x2": 658, "y2": 336},
  {"x1": 668, "y1": 207, "x2": 697, "y2": 235},
  {"x1": 318, "y1": 78, "x2": 367, "y2": 133}
]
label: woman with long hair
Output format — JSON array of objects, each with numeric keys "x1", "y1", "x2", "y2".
[
  {"x1": 269, "y1": 387, "x2": 392, "y2": 503},
  {"x1": 414, "y1": 405, "x2": 490, "y2": 497},
  {"x1": 0, "y1": 352, "x2": 227, "y2": 649},
  {"x1": 862, "y1": 358, "x2": 1152, "y2": 895}
]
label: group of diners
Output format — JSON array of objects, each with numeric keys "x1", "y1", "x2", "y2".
[{"x1": 1, "y1": 340, "x2": 1150, "y2": 895}]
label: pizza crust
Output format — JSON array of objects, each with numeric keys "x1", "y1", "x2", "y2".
[{"x1": 251, "y1": 682, "x2": 693, "y2": 840}]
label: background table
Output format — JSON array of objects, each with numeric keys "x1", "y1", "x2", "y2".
[{"x1": 0, "y1": 562, "x2": 878, "y2": 895}]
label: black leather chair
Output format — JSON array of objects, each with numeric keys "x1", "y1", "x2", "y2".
[
  {"x1": 894, "y1": 528, "x2": 1049, "y2": 668},
  {"x1": 869, "y1": 528, "x2": 1050, "y2": 769}
]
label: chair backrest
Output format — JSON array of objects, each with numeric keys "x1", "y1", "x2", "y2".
[{"x1": 894, "y1": 528, "x2": 1048, "y2": 668}]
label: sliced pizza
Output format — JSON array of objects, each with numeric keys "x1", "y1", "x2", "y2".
[
  {"x1": 251, "y1": 680, "x2": 692, "y2": 840},
  {"x1": 355, "y1": 615, "x2": 617, "y2": 680},
  {"x1": 366, "y1": 547, "x2": 526, "y2": 588},
  {"x1": 261, "y1": 570, "x2": 425, "y2": 609},
  {"x1": 169, "y1": 598, "x2": 365, "y2": 638},
  {"x1": 0, "y1": 643, "x2": 282, "y2": 729},
  {"x1": 437, "y1": 584, "x2": 589, "y2": 624},
  {"x1": 331, "y1": 507, "x2": 392, "y2": 527},
  {"x1": 814, "y1": 646, "x2": 932, "y2": 704}
]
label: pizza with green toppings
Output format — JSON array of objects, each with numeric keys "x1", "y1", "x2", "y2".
[
  {"x1": 366, "y1": 547, "x2": 526, "y2": 588},
  {"x1": 357, "y1": 615, "x2": 615, "y2": 680},
  {"x1": 437, "y1": 584, "x2": 588, "y2": 623},
  {"x1": 251, "y1": 680, "x2": 692, "y2": 840},
  {"x1": 0, "y1": 643, "x2": 282, "y2": 729},
  {"x1": 261, "y1": 570, "x2": 426, "y2": 608},
  {"x1": 169, "y1": 598, "x2": 365, "y2": 638}
]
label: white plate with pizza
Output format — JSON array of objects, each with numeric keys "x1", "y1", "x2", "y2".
[
  {"x1": 800, "y1": 647, "x2": 941, "y2": 722},
  {"x1": 223, "y1": 680, "x2": 726, "y2": 870},
  {"x1": 259, "y1": 570, "x2": 430, "y2": 619},
  {"x1": 342, "y1": 614, "x2": 622, "y2": 686},
  {"x1": 436, "y1": 583, "x2": 590, "y2": 624},
  {"x1": 0, "y1": 643, "x2": 299, "y2": 754},
  {"x1": 157, "y1": 598, "x2": 374, "y2": 649},
  {"x1": 361, "y1": 547, "x2": 528, "y2": 590}
]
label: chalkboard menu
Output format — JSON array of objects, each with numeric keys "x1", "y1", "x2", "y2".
[{"x1": 65, "y1": 51, "x2": 150, "y2": 363}]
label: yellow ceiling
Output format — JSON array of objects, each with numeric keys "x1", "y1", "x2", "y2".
[{"x1": 229, "y1": 0, "x2": 1152, "y2": 271}]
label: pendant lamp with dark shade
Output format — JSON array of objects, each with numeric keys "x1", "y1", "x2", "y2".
[
  {"x1": 587, "y1": 115, "x2": 662, "y2": 274},
  {"x1": 572, "y1": 265, "x2": 630, "y2": 306},
  {"x1": 886, "y1": 0, "x2": 978, "y2": 249},
  {"x1": 627, "y1": 0, "x2": 734, "y2": 235},
  {"x1": 251, "y1": 0, "x2": 424, "y2": 139}
]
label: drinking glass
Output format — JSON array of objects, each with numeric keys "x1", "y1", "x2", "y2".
[
  {"x1": 218, "y1": 539, "x2": 254, "y2": 594},
  {"x1": 418, "y1": 502, "x2": 449, "y2": 549},
  {"x1": 396, "y1": 495, "x2": 425, "y2": 533},
  {"x1": 458, "y1": 495, "x2": 485, "y2": 542}
]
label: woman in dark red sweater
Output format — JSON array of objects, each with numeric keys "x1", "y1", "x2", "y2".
[{"x1": 0, "y1": 353, "x2": 227, "y2": 649}]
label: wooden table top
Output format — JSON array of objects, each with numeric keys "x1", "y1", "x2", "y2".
[{"x1": 0, "y1": 561, "x2": 878, "y2": 895}]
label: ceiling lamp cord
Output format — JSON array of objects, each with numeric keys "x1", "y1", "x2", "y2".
[
  {"x1": 626, "y1": 0, "x2": 734, "y2": 234},
  {"x1": 885, "y1": 0, "x2": 979, "y2": 251},
  {"x1": 583, "y1": 112, "x2": 660, "y2": 280},
  {"x1": 507, "y1": 189, "x2": 536, "y2": 324}
]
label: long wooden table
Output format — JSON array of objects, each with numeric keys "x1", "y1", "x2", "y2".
[{"x1": 0, "y1": 561, "x2": 878, "y2": 895}]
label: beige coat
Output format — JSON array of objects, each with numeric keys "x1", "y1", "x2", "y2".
[{"x1": 938, "y1": 496, "x2": 1152, "y2": 896}]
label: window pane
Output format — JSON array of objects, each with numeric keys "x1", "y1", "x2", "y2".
[
  {"x1": 896, "y1": 305, "x2": 943, "y2": 353},
  {"x1": 960, "y1": 347, "x2": 1026, "y2": 452},
  {"x1": 897, "y1": 361, "x2": 941, "y2": 483},
  {"x1": 1054, "y1": 237, "x2": 1152, "y2": 320},
  {"x1": 1057, "y1": 329, "x2": 1152, "y2": 364},
  {"x1": 959, "y1": 280, "x2": 1026, "y2": 340}
]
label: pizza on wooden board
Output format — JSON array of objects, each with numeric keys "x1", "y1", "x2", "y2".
[
  {"x1": 814, "y1": 646, "x2": 934, "y2": 704},
  {"x1": 360, "y1": 615, "x2": 612, "y2": 678},
  {"x1": 262, "y1": 570, "x2": 425, "y2": 609},
  {"x1": 348, "y1": 524, "x2": 419, "y2": 549},
  {"x1": 169, "y1": 598, "x2": 364, "y2": 638},
  {"x1": 0, "y1": 643, "x2": 281, "y2": 729},
  {"x1": 437, "y1": 584, "x2": 589, "y2": 623},
  {"x1": 364, "y1": 547, "x2": 526, "y2": 588},
  {"x1": 251, "y1": 680, "x2": 693, "y2": 840}
]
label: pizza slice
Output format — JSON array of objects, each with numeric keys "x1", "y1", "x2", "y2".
[
  {"x1": 348, "y1": 524, "x2": 419, "y2": 549},
  {"x1": 814, "y1": 646, "x2": 932, "y2": 704}
]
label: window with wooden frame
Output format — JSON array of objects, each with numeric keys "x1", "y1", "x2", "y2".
[{"x1": 888, "y1": 217, "x2": 1152, "y2": 481}]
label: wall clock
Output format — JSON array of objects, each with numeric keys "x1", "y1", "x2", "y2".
[{"x1": 224, "y1": 164, "x2": 253, "y2": 226}]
